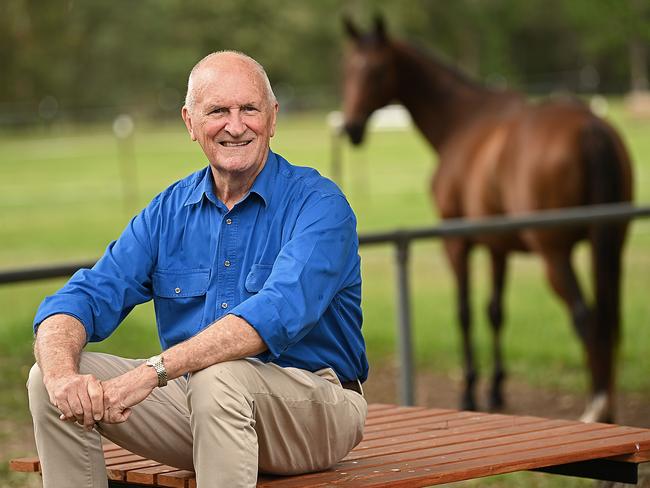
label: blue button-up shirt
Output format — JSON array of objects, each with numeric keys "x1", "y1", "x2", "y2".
[{"x1": 34, "y1": 150, "x2": 368, "y2": 383}]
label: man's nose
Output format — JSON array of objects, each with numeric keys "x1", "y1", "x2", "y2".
[{"x1": 224, "y1": 111, "x2": 246, "y2": 137}]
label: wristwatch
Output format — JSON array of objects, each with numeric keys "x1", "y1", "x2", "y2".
[{"x1": 145, "y1": 354, "x2": 168, "y2": 387}]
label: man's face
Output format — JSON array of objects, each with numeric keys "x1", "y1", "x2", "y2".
[{"x1": 182, "y1": 58, "x2": 278, "y2": 176}]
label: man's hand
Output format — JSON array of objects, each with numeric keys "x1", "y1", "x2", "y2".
[
  {"x1": 44, "y1": 374, "x2": 103, "y2": 431},
  {"x1": 101, "y1": 365, "x2": 157, "y2": 423},
  {"x1": 35, "y1": 315, "x2": 98, "y2": 429}
]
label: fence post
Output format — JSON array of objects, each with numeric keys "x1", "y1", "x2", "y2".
[
  {"x1": 395, "y1": 237, "x2": 415, "y2": 406},
  {"x1": 113, "y1": 114, "x2": 138, "y2": 214},
  {"x1": 331, "y1": 129, "x2": 343, "y2": 188}
]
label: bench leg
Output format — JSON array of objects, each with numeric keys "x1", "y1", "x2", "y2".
[{"x1": 533, "y1": 459, "x2": 638, "y2": 484}]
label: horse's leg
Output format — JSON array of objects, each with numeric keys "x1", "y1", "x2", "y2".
[
  {"x1": 540, "y1": 249, "x2": 591, "y2": 342},
  {"x1": 582, "y1": 222, "x2": 625, "y2": 423},
  {"x1": 538, "y1": 249, "x2": 615, "y2": 422},
  {"x1": 486, "y1": 249, "x2": 508, "y2": 411},
  {"x1": 443, "y1": 238, "x2": 476, "y2": 411}
]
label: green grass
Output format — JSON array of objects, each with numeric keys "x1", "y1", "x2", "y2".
[{"x1": 1, "y1": 101, "x2": 649, "y2": 486}]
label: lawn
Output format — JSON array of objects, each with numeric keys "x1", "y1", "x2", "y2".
[{"x1": 1, "y1": 101, "x2": 649, "y2": 487}]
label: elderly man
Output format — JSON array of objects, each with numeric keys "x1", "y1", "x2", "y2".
[{"x1": 28, "y1": 51, "x2": 368, "y2": 488}]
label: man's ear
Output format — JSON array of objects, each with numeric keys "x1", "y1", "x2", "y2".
[
  {"x1": 269, "y1": 102, "x2": 279, "y2": 138},
  {"x1": 181, "y1": 106, "x2": 197, "y2": 141}
]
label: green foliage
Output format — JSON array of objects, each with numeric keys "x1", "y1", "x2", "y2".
[{"x1": 1, "y1": 0, "x2": 648, "y2": 125}]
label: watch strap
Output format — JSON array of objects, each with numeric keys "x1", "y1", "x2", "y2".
[{"x1": 146, "y1": 354, "x2": 168, "y2": 387}]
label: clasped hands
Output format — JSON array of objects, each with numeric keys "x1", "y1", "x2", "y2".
[{"x1": 44, "y1": 366, "x2": 157, "y2": 431}]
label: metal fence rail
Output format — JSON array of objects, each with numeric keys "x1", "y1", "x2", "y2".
[
  {"x1": 0, "y1": 260, "x2": 97, "y2": 285},
  {"x1": 2, "y1": 202, "x2": 650, "y2": 404}
]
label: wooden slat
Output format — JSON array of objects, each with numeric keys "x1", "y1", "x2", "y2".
[
  {"x1": 9, "y1": 457, "x2": 40, "y2": 473},
  {"x1": 354, "y1": 415, "x2": 554, "y2": 450},
  {"x1": 360, "y1": 412, "x2": 521, "y2": 443},
  {"x1": 363, "y1": 410, "x2": 506, "y2": 434},
  {"x1": 102, "y1": 441, "x2": 123, "y2": 451},
  {"x1": 126, "y1": 464, "x2": 180, "y2": 485},
  {"x1": 364, "y1": 410, "x2": 517, "y2": 434},
  {"x1": 364, "y1": 408, "x2": 474, "y2": 428},
  {"x1": 365, "y1": 406, "x2": 429, "y2": 422},
  {"x1": 364, "y1": 409, "x2": 476, "y2": 431},
  {"x1": 610, "y1": 449, "x2": 650, "y2": 463},
  {"x1": 367, "y1": 404, "x2": 396, "y2": 413},
  {"x1": 106, "y1": 452, "x2": 145, "y2": 463},
  {"x1": 157, "y1": 469, "x2": 195, "y2": 488}
]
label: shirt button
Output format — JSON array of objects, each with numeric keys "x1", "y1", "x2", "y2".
[
  {"x1": 226, "y1": 218, "x2": 232, "y2": 225},
  {"x1": 224, "y1": 260, "x2": 231, "y2": 267},
  {"x1": 174, "y1": 287, "x2": 181, "y2": 294},
  {"x1": 221, "y1": 302, "x2": 228, "y2": 309}
]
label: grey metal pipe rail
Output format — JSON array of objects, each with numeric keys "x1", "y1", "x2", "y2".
[
  {"x1": 2, "y1": 203, "x2": 650, "y2": 405},
  {"x1": 359, "y1": 202, "x2": 650, "y2": 245},
  {"x1": 0, "y1": 260, "x2": 97, "y2": 285}
]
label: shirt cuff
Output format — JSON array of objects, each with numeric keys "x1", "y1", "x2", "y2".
[
  {"x1": 229, "y1": 293, "x2": 287, "y2": 360},
  {"x1": 33, "y1": 294, "x2": 94, "y2": 342}
]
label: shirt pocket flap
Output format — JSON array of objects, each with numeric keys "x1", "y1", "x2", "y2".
[
  {"x1": 245, "y1": 264, "x2": 273, "y2": 293},
  {"x1": 153, "y1": 270, "x2": 210, "y2": 298}
]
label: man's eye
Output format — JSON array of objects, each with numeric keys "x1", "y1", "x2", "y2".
[
  {"x1": 242, "y1": 106, "x2": 258, "y2": 113},
  {"x1": 210, "y1": 108, "x2": 227, "y2": 115}
]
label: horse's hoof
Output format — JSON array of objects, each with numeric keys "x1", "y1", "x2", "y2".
[
  {"x1": 580, "y1": 393, "x2": 613, "y2": 423},
  {"x1": 487, "y1": 391, "x2": 505, "y2": 412},
  {"x1": 461, "y1": 395, "x2": 477, "y2": 412}
]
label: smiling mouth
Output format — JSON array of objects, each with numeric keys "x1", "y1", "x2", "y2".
[{"x1": 220, "y1": 141, "x2": 251, "y2": 147}]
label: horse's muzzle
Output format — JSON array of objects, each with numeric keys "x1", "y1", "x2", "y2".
[{"x1": 343, "y1": 122, "x2": 366, "y2": 146}]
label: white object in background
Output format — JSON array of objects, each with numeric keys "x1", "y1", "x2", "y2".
[{"x1": 326, "y1": 104, "x2": 412, "y2": 133}]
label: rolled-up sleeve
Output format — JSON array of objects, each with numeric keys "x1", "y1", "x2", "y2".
[
  {"x1": 33, "y1": 200, "x2": 158, "y2": 342},
  {"x1": 230, "y1": 193, "x2": 358, "y2": 359}
]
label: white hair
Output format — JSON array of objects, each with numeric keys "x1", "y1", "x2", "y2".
[{"x1": 184, "y1": 50, "x2": 277, "y2": 112}]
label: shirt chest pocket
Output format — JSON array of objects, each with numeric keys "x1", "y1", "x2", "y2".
[
  {"x1": 245, "y1": 264, "x2": 273, "y2": 293},
  {"x1": 153, "y1": 269, "x2": 210, "y2": 298},
  {"x1": 152, "y1": 269, "x2": 210, "y2": 343}
]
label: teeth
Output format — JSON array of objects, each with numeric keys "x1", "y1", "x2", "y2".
[{"x1": 221, "y1": 141, "x2": 249, "y2": 147}]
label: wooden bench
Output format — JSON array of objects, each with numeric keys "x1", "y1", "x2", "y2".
[{"x1": 11, "y1": 404, "x2": 650, "y2": 487}]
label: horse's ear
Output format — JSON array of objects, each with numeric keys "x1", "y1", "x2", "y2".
[
  {"x1": 374, "y1": 14, "x2": 387, "y2": 42},
  {"x1": 342, "y1": 16, "x2": 361, "y2": 41}
]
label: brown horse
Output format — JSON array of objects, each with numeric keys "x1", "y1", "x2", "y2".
[{"x1": 342, "y1": 17, "x2": 633, "y2": 422}]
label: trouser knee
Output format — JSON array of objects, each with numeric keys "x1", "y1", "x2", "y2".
[
  {"x1": 27, "y1": 362, "x2": 52, "y2": 421},
  {"x1": 187, "y1": 360, "x2": 255, "y2": 422}
]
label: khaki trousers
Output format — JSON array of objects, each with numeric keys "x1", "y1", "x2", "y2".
[{"x1": 28, "y1": 352, "x2": 367, "y2": 488}]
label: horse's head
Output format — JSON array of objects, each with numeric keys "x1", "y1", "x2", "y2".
[{"x1": 342, "y1": 16, "x2": 399, "y2": 145}]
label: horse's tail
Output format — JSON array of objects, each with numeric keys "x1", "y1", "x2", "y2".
[{"x1": 581, "y1": 118, "x2": 629, "y2": 397}]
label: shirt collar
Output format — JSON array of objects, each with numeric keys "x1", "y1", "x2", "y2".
[
  {"x1": 248, "y1": 149, "x2": 277, "y2": 207},
  {"x1": 184, "y1": 167, "x2": 217, "y2": 207},
  {"x1": 183, "y1": 149, "x2": 277, "y2": 208}
]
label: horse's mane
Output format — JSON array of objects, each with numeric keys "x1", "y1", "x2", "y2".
[
  {"x1": 355, "y1": 31, "x2": 479, "y2": 88},
  {"x1": 393, "y1": 38, "x2": 485, "y2": 92}
]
